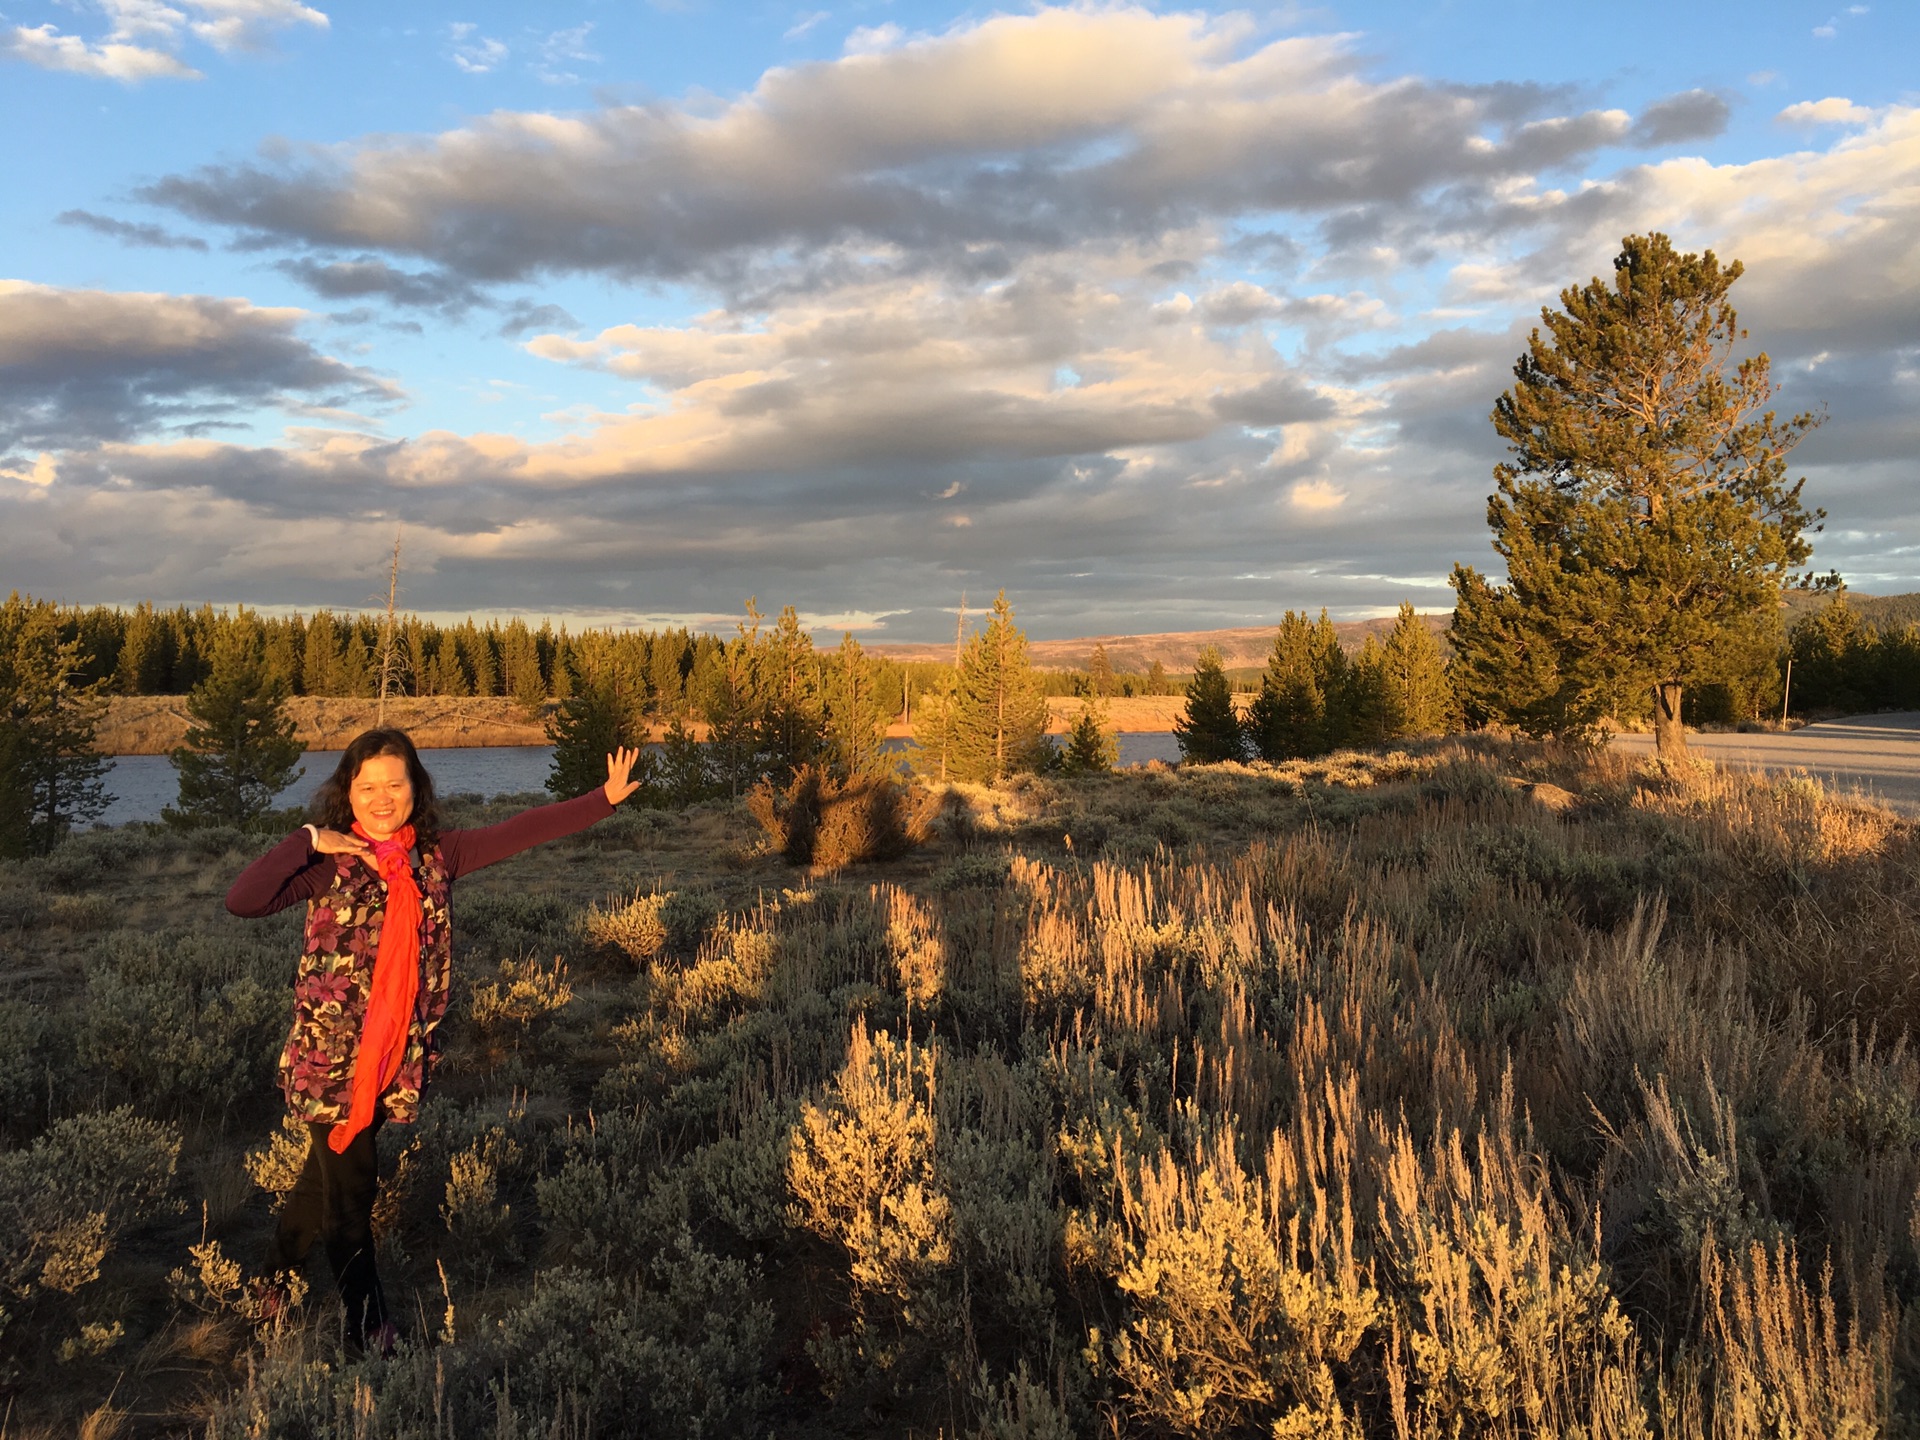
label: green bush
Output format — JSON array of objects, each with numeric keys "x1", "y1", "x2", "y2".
[
  {"x1": 0, "y1": 998, "x2": 73, "y2": 1138},
  {"x1": 79, "y1": 929, "x2": 289, "y2": 1117},
  {"x1": 455, "y1": 890, "x2": 579, "y2": 964},
  {"x1": 658, "y1": 888, "x2": 720, "y2": 956},
  {"x1": 0, "y1": 1107, "x2": 179, "y2": 1380},
  {"x1": 499, "y1": 1237, "x2": 775, "y2": 1435}
]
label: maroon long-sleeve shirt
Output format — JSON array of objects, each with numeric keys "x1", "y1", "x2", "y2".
[{"x1": 226, "y1": 788, "x2": 614, "y2": 917}]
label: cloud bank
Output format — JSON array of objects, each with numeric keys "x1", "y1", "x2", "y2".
[
  {"x1": 0, "y1": 283, "x2": 394, "y2": 455},
  {"x1": 7, "y1": 9, "x2": 1916, "y2": 633}
]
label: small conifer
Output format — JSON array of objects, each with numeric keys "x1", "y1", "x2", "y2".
[
  {"x1": 167, "y1": 625, "x2": 305, "y2": 828},
  {"x1": 1174, "y1": 647, "x2": 1245, "y2": 764},
  {"x1": 546, "y1": 674, "x2": 648, "y2": 802},
  {"x1": 824, "y1": 633, "x2": 891, "y2": 778},
  {"x1": 1060, "y1": 697, "x2": 1118, "y2": 774}
]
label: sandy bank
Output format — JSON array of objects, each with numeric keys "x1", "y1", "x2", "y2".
[
  {"x1": 97, "y1": 695, "x2": 552, "y2": 755},
  {"x1": 100, "y1": 692, "x2": 1248, "y2": 754}
]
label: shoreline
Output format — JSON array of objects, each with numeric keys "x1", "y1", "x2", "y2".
[{"x1": 96, "y1": 694, "x2": 1240, "y2": 755}]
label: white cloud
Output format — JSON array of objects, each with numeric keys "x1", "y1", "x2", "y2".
[
  {"x1": 535, "y1": 22, "x2": 596, "y2": 84},
  {"x1": 448, "y1": 22, "x2": 506, "y2": 74},
  {"x1": 1778, "y1": 97, "x2": 1876, "y2": 126},
  {"x1": 186, "y1": 0, "x2": 325, "y2": 53},
  {"x1": 785, "y1": 11, "x2": 829, "y2": 41},
  {"x1": 1288, "y1": 479, "x2": 1345, "y2": 512},
  {"x1": 1, "y1": 0, "x2": 323, "y2": 81},
  {"x1": 139, "y1": 10, "x2": 1646, "y2": 286},
  {"x1": 843, "y1": 23, "x2": 902, "y2": 56},
  {"x1": 1, "y1": 22, "x2": 199, "y2": 79},
  {"x1": 0, "y1": 282, "x2": 395, "y2": 454}
]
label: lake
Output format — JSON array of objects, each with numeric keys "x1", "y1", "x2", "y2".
[{"x1": 98, "y1": 733, "x2": 1186, "y2": 825}]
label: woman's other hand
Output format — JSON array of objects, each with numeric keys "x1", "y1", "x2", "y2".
[
  {"x1": 604, "y1": 746, "x2": 643, "y2": 806},
  {"x1": 311, "y1": 827, "x2": 372, "y2": 859}
]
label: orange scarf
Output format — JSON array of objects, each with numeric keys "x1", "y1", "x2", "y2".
[{"x1": 329, "y1": 822, "x2": 421, "y2": 1154}]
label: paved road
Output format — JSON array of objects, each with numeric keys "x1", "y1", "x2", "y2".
[{"x1": 1611, "y1": 713, "x2": 1920, "y2": 817}]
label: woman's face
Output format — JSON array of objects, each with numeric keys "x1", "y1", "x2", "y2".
[{"x1": 349, "y1": 752, "x2": 414, "y2": 842}]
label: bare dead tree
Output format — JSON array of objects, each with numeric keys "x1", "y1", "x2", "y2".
[{"x1": 375, "y1": 531, "x2": 403, "y2": 726}]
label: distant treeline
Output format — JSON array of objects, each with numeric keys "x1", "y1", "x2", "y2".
[
  {"x1": 21, "y1": 589, "x2": 1919, "y2": 724},
  {"x1": 1784, "y1": 596, "x2": 1920, "y2": 716},
  {"x1": 28, "y1": 602, "x2": 1180, "y2": 710}
]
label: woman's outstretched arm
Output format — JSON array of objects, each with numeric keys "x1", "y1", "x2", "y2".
[
  {"x1": 226, "y1": 830, "x2": 336, "y2": 917},
  {"x1": 440, "y1": 748, "x2": 642, "y2": 880}
]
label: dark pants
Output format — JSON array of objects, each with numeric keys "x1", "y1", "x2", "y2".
[{"x1": 267, "y1": 1115, "x2": 389, "y2": 1348}]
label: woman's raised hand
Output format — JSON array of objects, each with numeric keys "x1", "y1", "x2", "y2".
[
  {"x1": 604, "y1": 746, "x2": 643, "y2": 805},
  {"x1": 310, "y1": 827, "x2": 371, "y2": 858}
]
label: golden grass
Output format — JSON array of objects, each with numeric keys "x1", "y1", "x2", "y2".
[{"x1": 4, "y1": 740, "x2": 1917, "y2": 1436}]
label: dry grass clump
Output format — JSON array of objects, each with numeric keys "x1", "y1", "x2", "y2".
[
  {"x1": 583, "y1": 889, "x2": 670, "y2": 961},
  {"x1": 470, "y1": 955, "x2": 574, "y2": 1034},
  {"x1": 6, "y1": 742, "x2": 1920, "y2": 1435},
  {"x1": 748, "y1": 764, "x2": 931, "y2": 870}
]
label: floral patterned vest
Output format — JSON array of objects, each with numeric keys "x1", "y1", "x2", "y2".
[{"x1": 277, "y1": 843, "x2": 454, "y2": 1125}]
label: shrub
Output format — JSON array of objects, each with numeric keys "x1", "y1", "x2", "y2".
[
  {"x1": 243, "y1": 1114, "x2": 311, "y2": 1196},
  {"x1": 454, "y1": 889, "x2": 578, "y2": 964},
  {"x1": 199, "y1": 1233, "x2": 774, "y2": 1438},
  {"x1": 497, "y1": 1233, "x2": 775, "y2": 1434},
  {"x1": 651, "y1": 919, "x2": 777, "y2": 1025},
  {"x1": 788, "y1": 1023, "x2": 953, "y2": 1334},
  {"x1": 748, "y1": 764, "x2": 927, "y2": 870},
  {"x1": 0, "y1": 880, "x2": 49, "y2": 929},
  {"x1": 79, "y1": 929, "x2": 288, "y2": 1117},
  {"x1": 583, "y1": 890, "x2": 669, "y2": 962},
  {"x1": 1102, "y1": 1143, "x2": 1376, "y2": 1437},
  {"x1": 0, "y1": 1107, "x2": 179, "y2": 1380},
  {"x1": 0, "y1": 997, "x2": 69, "y2": 1137},
  {"x1": 470, "y1": 956, "x2": 574, "y2": 1036},
  {"x1": 658, "y1": 888, "x2": 720, "y2": 956},
  {"x1": 931, "y1": 850, "x2": 1014, "y2": 892},
  {"x1": 440, "y1": 1126, "x2": 523, "y2": 1263},
  {"x1": 537, "y1": 1108, "x2": 670, "y2": 1269}
]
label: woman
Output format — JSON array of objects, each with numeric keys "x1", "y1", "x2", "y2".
[{"x1": 226, "y1": 728, "x2": 641, "y2": 1355}]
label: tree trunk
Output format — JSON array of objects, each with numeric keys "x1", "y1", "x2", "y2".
[{"x1": 1652, "y1": 682, "x2": 1688, "y2": 758}]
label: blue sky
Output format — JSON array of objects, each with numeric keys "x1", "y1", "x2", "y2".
[{"x1": 3, "y1": 2, "x2": 1915, "y2": 639}]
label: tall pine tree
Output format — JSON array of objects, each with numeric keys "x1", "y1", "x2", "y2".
[
  {"x1": 0, "y1": 597, "x2": 111, "y2": 855},
  {"x1": 1451, "y1": 233, "x2": 1819, "y2": 755},
  {"x1": 1087, "y1": 643, "x2": 1117, "y2": 699},
  {"x1": 1249, "y1": 611, "x2": 1324, "y2": 761},
  {"x1": 546, "y1": 674, "x2": 647, "y2": 801},
  {"x1": 760, "y1": 605, "x2": 825, "y2": 783},
  {"x1": 700, "y1": 601, "x2": 770, "y2": 797},
  {"x1": 824, "y1": 633, "x2": 891, "y2": 778},
  {"x1": 1379, "y1": 603, "x2": 1453, "y2": 737},
  {"x1": 944, "y1": 591, "x2": 1051, "y2": 784}
]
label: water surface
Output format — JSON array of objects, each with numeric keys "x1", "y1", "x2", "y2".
[{"x1": 99, "y1": 733, "x2": 1186, "y2": 826}]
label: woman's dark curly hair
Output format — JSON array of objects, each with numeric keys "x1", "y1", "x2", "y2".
[{"x1": 309, "y1": 728, "x2": 441, "y2": 845}]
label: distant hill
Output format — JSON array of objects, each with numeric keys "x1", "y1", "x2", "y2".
[
  {"x1": 869, "y1": 612, "x2": 1453, "y2": 673},
  {"x1": 1855, "y1": 592, "x2": 1920, "y2": 630},
  {"x1": 1780, "y1": 589, "x2": 1920, "y2": 631}
]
